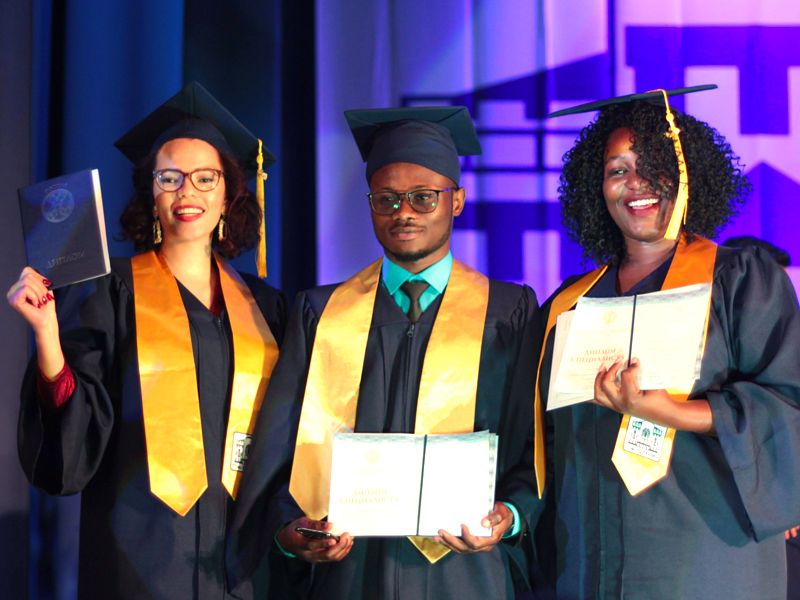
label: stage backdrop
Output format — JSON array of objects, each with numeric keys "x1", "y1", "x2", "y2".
[{"x1": 316, "y1": 0, "x2": 800, "y2": 298}]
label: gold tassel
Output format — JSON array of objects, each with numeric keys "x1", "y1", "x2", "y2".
[
  {"x1": 152, "y1": 206, "x2": 162, "y2": 244},
  {"x1": 650, "y1": 89, "x2": 689, "y2": 241},
  {"x1": 256, "y1": 139, "x2": 268, "y2": 278}
]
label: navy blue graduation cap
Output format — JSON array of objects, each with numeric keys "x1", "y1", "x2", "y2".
[
  {"x1": 114, "y1": 81, "x2": 276, "y2": 179},
  {"x1": 345, "y1": 106, "x2": 482, "y2": 185},
  {"x1": 547, "y1": 84, "x2": 717, "y2": 118}
]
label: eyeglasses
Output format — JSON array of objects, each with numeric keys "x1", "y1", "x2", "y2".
[
  {"x1": 153, "y1": 169, "x2": 225, "y2": 192},
  {"x1": 367, "y1": 188, "x2": 456, "y2": 215}
]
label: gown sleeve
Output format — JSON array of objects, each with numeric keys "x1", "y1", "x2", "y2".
[
  {"x1": 493, "y1": 285, "x2": 545, "y2": 540},
  {"x1": 18, "y1": 265, "x2": 130, "y2": 496},
  {"x1": 705, "y1": 247, "x2": 800, "y2": 540}
]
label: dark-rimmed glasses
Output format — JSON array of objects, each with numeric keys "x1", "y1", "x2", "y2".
[
  {"x1": 367, "y1": 188, "x2": 456, "y2": 215},
  {"x1": 153, "y1": 169, "x2": 225, "y2": 192}
]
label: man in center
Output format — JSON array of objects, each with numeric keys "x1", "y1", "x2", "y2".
[{"x1": 228, "y1": 107, "x2": 543, "y2": 599}]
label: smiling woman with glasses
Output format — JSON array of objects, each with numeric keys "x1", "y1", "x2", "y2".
[{"x1": 8, "y1": 82, "x2": 288, "y2": 600}]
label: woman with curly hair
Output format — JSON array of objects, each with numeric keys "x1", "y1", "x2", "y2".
[
  {"x1": 6, "y1": 82, "x2": 287, "y2": 600},
  {"x1": 533, "y1": 86, "x2": 800, "y2": 599}
]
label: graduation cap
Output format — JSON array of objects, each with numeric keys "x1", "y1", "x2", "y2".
[
  {"x1": 345, "y1": 106, "x2": 482, "y2": 185},
  {"x1": 546, "y1": 84, "x2": 717, "y2": 118},
  {"x1": 548, "y1": 84, "x2": 718, "y2": 241},
  {"x1": 114, "y1": 81, "x2": 276, "y2": 178}
]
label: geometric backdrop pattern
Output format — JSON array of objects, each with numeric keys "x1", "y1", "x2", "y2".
[{"x1": 317, "y1": 0, "x2": 800, "y2": 299}]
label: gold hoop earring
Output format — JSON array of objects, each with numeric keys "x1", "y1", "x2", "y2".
[
  {"x1": 152, "y1": 206, "x2": 162, "y2": 244},
  {"x1": 218, "y1": 215, "x2": 226, "y2": 241}
]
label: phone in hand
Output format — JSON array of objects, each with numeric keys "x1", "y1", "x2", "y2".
[{"x1": 295, "y1": 526, "x2": 339, "y2": 540}]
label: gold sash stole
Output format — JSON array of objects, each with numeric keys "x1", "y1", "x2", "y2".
[
  {"x1": 289, "y1": 258, "x2": 490, "y2": 563},
  {"x1": 534, "y1": 234, "x2": 718, "y2": 498},
  {"x1": 131, "y1": 250, "x2": 279, "y2": 515}
]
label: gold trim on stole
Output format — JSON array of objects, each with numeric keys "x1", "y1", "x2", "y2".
[
  {"x1": 534, "y1": 234, "x2": 717, "y2": 498},
  {"x1": 215, "y1": 253, "x2": 280, "y2": 498},
  {"x1": 289, "y1": 258, "x2": 490, "y2": 563},
  {"x1": 610, "y1": 235, "x2": 717, "y2": 494},
  {"x1": 132, "y1": 250, "x2": 278, "y2": 515},
  {"x1": 534, "y1": 266, "x2": 606, "y2": 498}
]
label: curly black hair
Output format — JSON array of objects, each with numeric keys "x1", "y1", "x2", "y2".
[
  {"x1": 559, "y1": 101, "x2": 750, "y2": 266},
  {"x1": 117, "y1": 149, "x2": 261, "y2": 258}
]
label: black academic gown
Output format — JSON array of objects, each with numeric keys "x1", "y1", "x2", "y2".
[
  {"x1": 228, "y1": 278, "x2": 544, "y2": 600},
  {"x1": 18, "y1": 257, "x2": 288, "y2": 600},
  {"x1": 534, "y1": 245, "x2": 800, "y2": 600}
]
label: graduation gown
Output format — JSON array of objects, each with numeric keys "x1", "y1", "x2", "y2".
[
  {"x1": 534, "y1": 245, "x2": 800, "y2": 600},
  {"x1": 18, "y1": 257, "x2": 288, "y2": 600},
  {"x1": 228, "y1": 278, "x2": 543, "y2": 600}
]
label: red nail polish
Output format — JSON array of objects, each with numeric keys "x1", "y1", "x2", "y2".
[
  {"x1": 43, "y1": 279, "x2": 52, "y2": 286},
  {"x1": 47, "y1": 293, "x2": 54, "y2": 301}
]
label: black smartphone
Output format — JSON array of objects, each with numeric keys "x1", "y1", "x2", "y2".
[{"x1": 295, "y1": 527, "x2": 339, "y2": 540}]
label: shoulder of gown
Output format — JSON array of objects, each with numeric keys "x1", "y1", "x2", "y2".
[{"x1": 239, "y1": 271, "x2": 290, "y2": 347}]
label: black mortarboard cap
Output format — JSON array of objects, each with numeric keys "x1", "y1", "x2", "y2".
[
  {"x1": 547, "y1": 84, "x2": 718, "y2": 118},
  {"x1": 114, "y1": 81, "x2": 275, "y2": 179},
  {"x1": 345, "y1": 106, "x2": 482, "y2": 185}
]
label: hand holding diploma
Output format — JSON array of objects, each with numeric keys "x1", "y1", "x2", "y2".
[
  {"x1": 277, "y1": 517, "x2": 353, "y2": 563},
  {"x1": 434, "y1": 501, "x2": 514, "y2": 554},
  {"x1": 593, "y1": 357, "x2": 716, "y2": 435}
]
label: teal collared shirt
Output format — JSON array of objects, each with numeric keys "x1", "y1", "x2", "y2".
[{"x1": 382, "y1": 251, "x2": 453, "y2": 314}]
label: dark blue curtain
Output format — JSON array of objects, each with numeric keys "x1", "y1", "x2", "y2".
[{"x1": 0, "y1": 1, "x2": 34, "y2": 599}]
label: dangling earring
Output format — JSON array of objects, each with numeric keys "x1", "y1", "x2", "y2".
[
  {"x1": 218, "y1": 213, "x2": 226, "y2": 241},
  {"x1": 152, "y1": 206, "x2": 162, "y2": 244}
]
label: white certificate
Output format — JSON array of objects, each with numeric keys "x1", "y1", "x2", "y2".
[
  {"x1": 552, "y1": 283, "x2": 712, "y2": 404},
  {"x1": 546, "y1": 311, "x2": 595, "y2": 410},
  {"x1": 327, "y1": 431, "x2": 498, "y2": 537}
]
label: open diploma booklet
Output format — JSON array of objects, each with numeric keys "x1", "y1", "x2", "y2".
[
  {"x1": 548, "y1": 283, "x2": 712, "y2": 411},
  {"x1": 327, "y1": 431, "x2": 498, "y2": 537}
]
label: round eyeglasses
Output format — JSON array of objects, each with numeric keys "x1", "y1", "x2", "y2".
[
  {"x1": 153, "y1": 169, "x2": 225, "y2": 192},
  {"x1": 367, "y1": 188, "x2": 456, "y2": 215}
]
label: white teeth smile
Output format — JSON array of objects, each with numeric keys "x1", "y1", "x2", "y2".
[
  {"x1": 174, "y1": 208, "x2": 204, "y2": 215},
  {"x1": 627, "y1": 198, "x2": 659, "y2": 208}
]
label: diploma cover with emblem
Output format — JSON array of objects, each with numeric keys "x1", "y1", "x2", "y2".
[{"x1": 18, "y1": 169, "x2": 110, "y2": 288}]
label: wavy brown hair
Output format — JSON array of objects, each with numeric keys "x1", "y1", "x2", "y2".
[
  {"x1": 559, "y1": 101, "x2": 750, "y2": 266},
  {"x1": 118, "y1": 148, "x2": 261, "y2": 258}
]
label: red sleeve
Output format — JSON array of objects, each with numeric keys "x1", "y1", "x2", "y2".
[{"x1": 36, "y1": 363, "x2": 76, "y2": 411}]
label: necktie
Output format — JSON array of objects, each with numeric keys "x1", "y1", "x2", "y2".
[{"x1": 400, "y1": 281, "x2": 430, "y2": 323}]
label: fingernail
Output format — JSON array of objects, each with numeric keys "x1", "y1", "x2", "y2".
[
  {"x1": 43, "y1": 279, "x2": 52, "y2": 286},
  {"x1": 47, "y1": 293, "x2": 54, "y2": 301},
  {"x1": 37, "y1": 302, "x2": 42, "y2": 308}
]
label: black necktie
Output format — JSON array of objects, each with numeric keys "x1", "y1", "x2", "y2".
[{"x1": 400, "y1": 281, "x2": 430, "y2": 324}]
